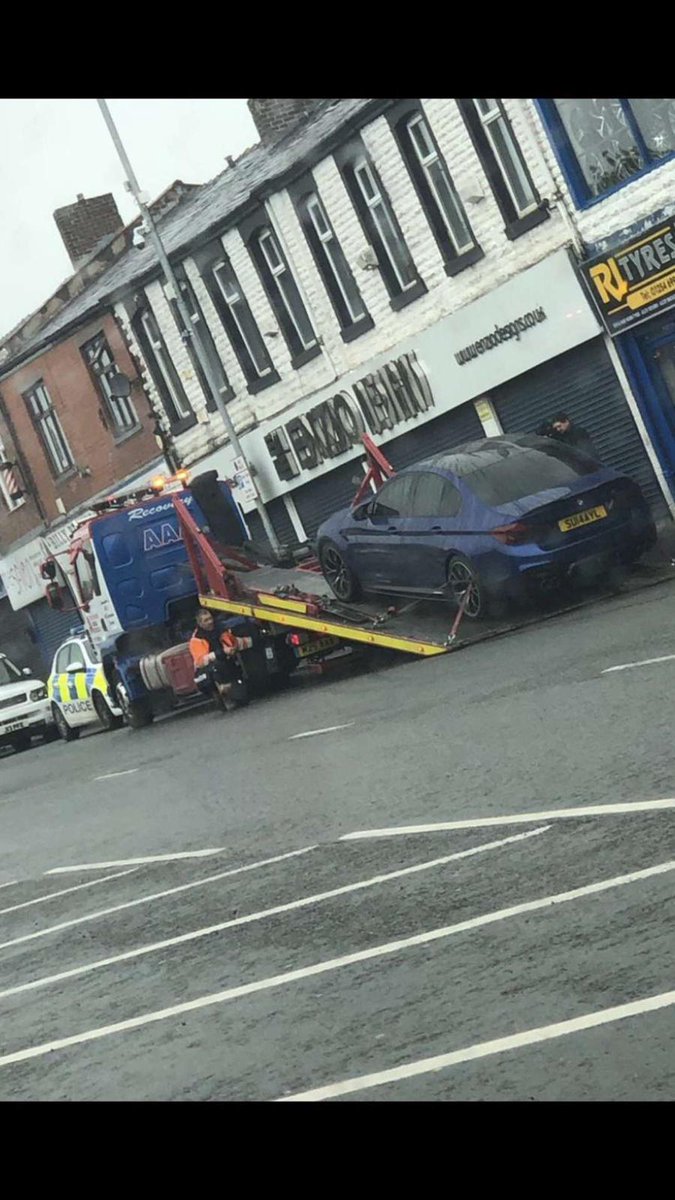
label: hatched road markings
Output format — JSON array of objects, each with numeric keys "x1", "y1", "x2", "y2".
[
  {"x1": 0, "y1": 851, "x2": 673, "y2": 1071},
  {"x1": 0, "y1": 868, "x2": 138, "y2": 917},
  {"x1": 0, "y1": 846, "x2": 318, "y2": 953},
  {"x1": 45, "y1": 848, "x2": 228, "y2": 874},
  {"x1": 341, "y1": 797, "x2": 675, "y2": 839},
  {"x1": 278, "y1": 987, "x2": 675, "y2": 1101},
  {"x1": 0, "y1": 828, "x2": 548, "y2": 1003}
]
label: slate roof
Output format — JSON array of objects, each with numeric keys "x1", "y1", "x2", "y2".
[{"x1": 3, "y1": 99, "x2": 379, "y2": 372}]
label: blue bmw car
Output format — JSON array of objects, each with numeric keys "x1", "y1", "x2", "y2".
[{"x1": 316, "y1": 434, "x2": 656, "y2": 619}]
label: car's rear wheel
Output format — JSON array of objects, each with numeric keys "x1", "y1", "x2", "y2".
[
  {"x1": 52, "y1": 703, "x2": 80, "y2": 742},
  {"x1": 319, "y1": 541, "x2": 361, "y2": 602},
  {"x1": 92, "y1": 689, "x2": 123, "y2": 732},
  {"x1": 446, "y1": 554, "x2": 489, "y2": 620}
]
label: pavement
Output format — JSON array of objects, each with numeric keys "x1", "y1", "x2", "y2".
[{"x1": 1, "y1": 574, "x2": 675, "y2": 1100}]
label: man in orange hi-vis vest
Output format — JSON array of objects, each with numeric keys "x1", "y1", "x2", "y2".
[{"x1": 189, "y1": 607, "x2": 253, "y2": 710}]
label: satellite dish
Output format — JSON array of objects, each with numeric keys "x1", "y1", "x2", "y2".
[{"x1": 108, "y1": 372, "x2": 131, "y2": 398}]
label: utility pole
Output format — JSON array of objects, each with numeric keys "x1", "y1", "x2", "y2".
[{"x1": 96, "y1": 98, "x2": 281, "y2": 555}]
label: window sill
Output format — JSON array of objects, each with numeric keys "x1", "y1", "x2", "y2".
[
  {"x1": 389, "y1": 278, "x2": 428, "y2": 313},
  {"x1": 170, "y1": 414, "x2": 198, "y2": 436},
  {"x1": 291, "y1": 343, "x2": 322, "y2": 370},
  {"x1": 504, "y1": 203, "x2": 550, "y2": 241},
  {"x1": 206, "y1": 386, "x2": 235, "y2": 412},
  {"x1": 52, "y1": 467, "x2": 77, "y2": 483},
  {"x1": 443, "y1": 245, "x2": 485, "y2": 277},
  {"x1": 248, "y1": 370, "x2": 280, "y2": 396},
  {"x1": 340, "y1": 314, "x2": 375, "y2": 343},
  {"x1": 112, "y1": 424, "x2": 143, "y2": 446}
]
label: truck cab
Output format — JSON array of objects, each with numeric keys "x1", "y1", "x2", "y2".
[{"x1": 41, "y1": 471, "x2": 297, "y2": 729}]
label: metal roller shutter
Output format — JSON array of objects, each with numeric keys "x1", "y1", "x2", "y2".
[
  {"x1": 292, "y1": 459, "x2": 367, "y2": 541},
  {"x1": 27, "y1": 599, "x2": 83, "y2": 673},
  {"x1": 267, "y1": 496, "x2": 298, "y2": 546},
  {"x1": 246, "y1": 495, "x2": 300, "y2": 552},
  {"x1": 383, "y1": 403, "x2": 484, "y2": 470},
  {"x1": 493, "y1": 339, "x2": 666, "y2": 518}
]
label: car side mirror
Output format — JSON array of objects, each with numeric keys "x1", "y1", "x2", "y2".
[
  {"x1": 67, "y1": 662, "x2": 86, "y2": 674},
  {"x1": 22, "y1": 667, "x2": 31, "y2": 677},
  {"x1": 353, "y1": 502, "x2": 372, "y2": 522}
]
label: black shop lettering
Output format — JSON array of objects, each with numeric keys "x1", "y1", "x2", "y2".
[{"x1": 265, "y1": 351, "x2": 435, "y2": 480}]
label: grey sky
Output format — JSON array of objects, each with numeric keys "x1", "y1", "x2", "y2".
[{"x1": 0, "y1": 98, "x2": 258, "y2": 339}]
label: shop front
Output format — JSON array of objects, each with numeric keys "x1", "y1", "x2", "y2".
[
  {"x1": 580, "y1": 219, "x2": 675, "y2": 514},
  {"x1": 208, "y1": 246, "x2": 668, "y2": 546}
]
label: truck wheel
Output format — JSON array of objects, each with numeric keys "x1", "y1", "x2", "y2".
[
  {"x1": 92, "y1": 690, "x2": 124, "y2": 732},
  {"x1": 114, "y1": 675, "x2": 154, "y2": 730},
  {"x1": 52, "y1": 703, "x2": 80, "y2": 742}
]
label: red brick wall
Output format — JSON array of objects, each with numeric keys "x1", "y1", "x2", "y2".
[
  {"x1": 53, "y1": 194, "x2": 123, "y2": 269},
  {"x1": 247, "y1": 99, "x2": 325, "y2": 145},
  {"x1": 0, "y1": 311, "x2": 159, "y2": 545}
]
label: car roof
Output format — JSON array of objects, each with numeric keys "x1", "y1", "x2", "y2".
[{"x1": 406, "y1": 434, "x2": 579, "y2": 479}]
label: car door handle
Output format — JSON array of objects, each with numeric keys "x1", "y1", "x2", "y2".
[
  {"x1": 387, "y1": 526, "x2": 398, "y2": 532},
  {"x1": 431, "y1": 525, "x2": 442, "y2": 532}
]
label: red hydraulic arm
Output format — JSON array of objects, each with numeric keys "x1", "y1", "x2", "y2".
[{"x1": 352, "y1": 433, "x2": 396, "y2": 506}]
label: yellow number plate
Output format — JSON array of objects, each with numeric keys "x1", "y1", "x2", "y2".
[
  {"x1": 558, "y1": 504, "x2": 608, "y2": 532},
  {"x1": 297, "y1": 636, "x2": 341, "y2": 658}
]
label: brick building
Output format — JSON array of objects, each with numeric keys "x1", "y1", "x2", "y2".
[{"x1": 0, "y1": 191, "x2": 186, "y2": 670}]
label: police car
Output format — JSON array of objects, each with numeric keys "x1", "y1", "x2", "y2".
[
  {"x1": 47, "y1": 634, "x2": 123, "y2": 741},
  {"x1": 0, "y1": 653, "x2": 54, "y2": 753}
]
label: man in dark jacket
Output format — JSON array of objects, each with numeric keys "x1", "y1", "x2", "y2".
[{"x1": 550, "y1": 412, "x2": 598, "y2": 460}]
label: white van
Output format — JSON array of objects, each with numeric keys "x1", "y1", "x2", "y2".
[{"x1": 0, "y1": 653, "x2": 54, "y2": 753}]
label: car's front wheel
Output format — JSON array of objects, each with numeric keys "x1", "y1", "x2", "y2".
[
  {"x1": 52, "y1": 703, "x2": 80, "y2": 742},
  {"x1": 319, "y1": 540, "x2": 361, "y2": 602},
  {"x1": 92, "y1": 689, "x2": 124, "y2": 732}
]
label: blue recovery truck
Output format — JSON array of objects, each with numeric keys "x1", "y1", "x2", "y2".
[{"x1": 42, "y1": 471, "x2": 300, "y2": 729}]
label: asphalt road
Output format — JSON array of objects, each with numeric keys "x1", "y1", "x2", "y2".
[{"x1": 1, "y1": 579, "x2": 674, "y2": 1101}]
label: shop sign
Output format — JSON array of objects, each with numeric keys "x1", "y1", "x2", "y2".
[
  {"x1": 265, "y1": 351, "x2": 434, "y2": 481},
  {"x1": 580, "y1": 220, "x2": 675, "y2": 335},
  {"x1": 1, "y1": 538, "x2": 49, "y2": 610}
]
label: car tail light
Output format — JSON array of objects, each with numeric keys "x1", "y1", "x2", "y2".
[
  {"x1": 490, "y1": 522, "x2": 532, "y2": 545},
  {"x1": 287, "y1": 633, "x2": 303, "y2": 646}
]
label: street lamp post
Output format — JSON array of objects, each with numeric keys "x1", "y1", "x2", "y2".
[{"x1": 96, "y1": 98, "x2": 281, "y2": 555}]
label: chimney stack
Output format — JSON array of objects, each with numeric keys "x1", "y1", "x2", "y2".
[
  {"x1": 53, "y1": 193, "x2": 124, "y2": 270},
  {"x1": 247, "y1": 99, "x2": 326, "y2": 146}
]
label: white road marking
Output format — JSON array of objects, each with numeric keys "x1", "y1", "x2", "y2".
[
  {"x1": 602, "y1": 653, "x2": 675, "y2": 674},
  {"x1": 0, "y1": 869, "x2": 138, "y2": 917},
  {"x1": 278, "y1": 988, "x2": 675, "y2": 1101},
  {"x1": 94, "y1": 769, "x2": 139, "y2": 781},
  {"x1": 0, "y1": 881, "x2": 19, "y2": 892},
  {"x1": 289, "y1": 722, "x2": 355, "y2": 740},
  {"x1": 0, "y1": 846, "x2": 318, "y2": 954},
  {"x1": 341, "y1": 797, "x2": 675, "y2": 840},
  {"x1": 0, "y1": 829, "x2": 545, "y2": 996},
  {"x1": 45, "y1": 848, "x2": 228, "y2": 874},
  {"x1": 0, "y1": 853, "x2": 670, "y2": 1067}
]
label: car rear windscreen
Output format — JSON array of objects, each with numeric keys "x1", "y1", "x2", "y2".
[{"x1": 463, "y1": 442, "x2": 598, "y2": 506}]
